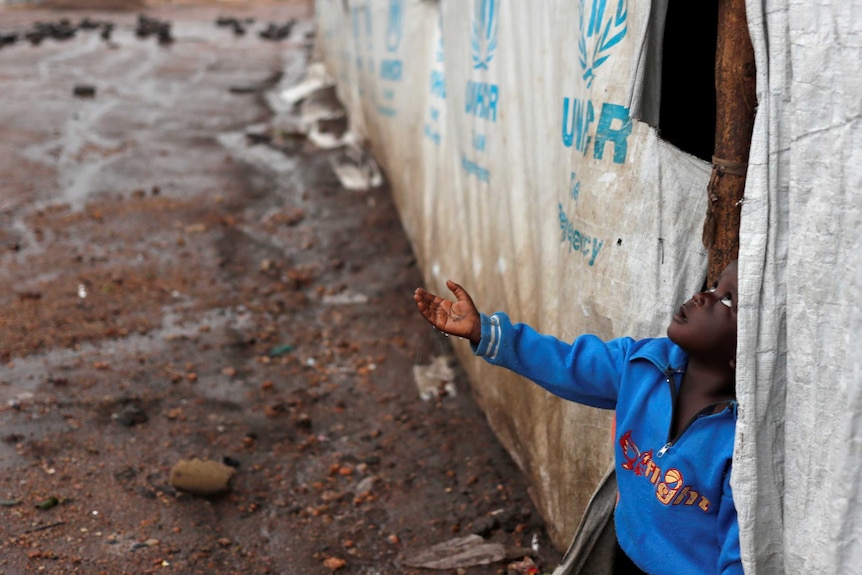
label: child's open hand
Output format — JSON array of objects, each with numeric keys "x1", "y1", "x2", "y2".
[{"x1": 413, "y1": 280, "x2": 482, "y2": 344}]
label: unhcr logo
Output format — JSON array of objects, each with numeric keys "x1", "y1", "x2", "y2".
[
  {"x1": 578, "y1": 0, "x2": 627, "y2": 87},
  {"x1": 379, "y1": 0, "x2": 405, "y2": 116},
  {"x1": 561, "y1": 0, "x2": 631, "y2": 162},
  {"x1": 463, "y1": 0, "x2": 500, "y2": 180},
  {"x1": 471, "y1": 0, "x2": 498, "y2": 70},
  {"x1": 386, "y1": 0, "x2": 405, "y2": 53}
]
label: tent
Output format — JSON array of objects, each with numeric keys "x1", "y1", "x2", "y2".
[{"x1": 311, "y1": 1, "x2": 862, "y2": 572}]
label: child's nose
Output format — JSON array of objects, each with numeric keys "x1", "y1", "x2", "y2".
[{"x1": 691, "y1": 292, "x2": 706, "y2": 306}]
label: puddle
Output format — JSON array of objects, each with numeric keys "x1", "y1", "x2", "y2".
[{"x1": 0, "y1": 303, "x2": 261, "y2": 397}]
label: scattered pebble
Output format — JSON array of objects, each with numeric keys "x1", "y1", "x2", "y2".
[
  {"x1": 169, "y1": 458, "x2": 236, "y2": 496},
  {"x1": 322, "y1": 556, "x2": 346, "y2": 571}
]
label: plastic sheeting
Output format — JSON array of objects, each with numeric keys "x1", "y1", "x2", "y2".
[
  {"x1": 734, "y1": 2, "x2": 862, "y2": 574},
  {"x1": 313, "y1": 0, "x2": 710, "y2": 549},
  {"x1": 313, "y1": 0, "x2": 862, "y2": 572}
]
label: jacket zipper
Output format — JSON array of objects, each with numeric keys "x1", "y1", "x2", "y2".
[{"x1": 656, "y1": 367, "x2": 731, "y2": 458}]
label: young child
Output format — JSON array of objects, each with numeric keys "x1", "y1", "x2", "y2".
[{"x1": 413, "y1": 261, "x2": 742, "y2": 575}]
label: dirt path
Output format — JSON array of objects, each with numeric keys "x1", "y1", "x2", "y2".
[{"x1": 0, "y1": 3, "x2": 562, "y2": 574}]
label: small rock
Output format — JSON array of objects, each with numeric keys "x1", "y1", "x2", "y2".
[
  {"x1": 355, "y1": 475, "x2": 376, "y2": 494},
  {"x1": 169, "y1": 458, "x2": 236, "y2": 496},
  {"x1": 322, "y1": 556, "x2": 346, "y2": 571}
]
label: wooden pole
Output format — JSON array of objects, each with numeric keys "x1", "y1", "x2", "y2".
[{"x1": 704, "y1": 0, "x2": 757, "y2": 283}]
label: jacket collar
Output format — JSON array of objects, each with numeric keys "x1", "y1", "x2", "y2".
[
  {"x1": 631, "y1": 339, "x2": 739, "y2": 418},
  {"x1": 630, "y1": 338, "x2": 689, "y2": 373}
]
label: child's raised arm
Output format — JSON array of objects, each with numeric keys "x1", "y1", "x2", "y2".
[{"x1": 413, "y1": 280, "x2": 482, "y2": 345}]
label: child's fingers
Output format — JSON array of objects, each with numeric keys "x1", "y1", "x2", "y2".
[
  {"x1": 446, "y1": 280, "x2": 469, "y2": 301},
  {"x1": 414, "y1": 288, "x2": 436, "y2": 305}
]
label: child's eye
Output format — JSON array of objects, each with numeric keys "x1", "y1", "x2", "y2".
[
  {"x1": 720, "y1": 295, "x2": 733, "y2": 308},
  {"x1": 706, "y1": 286, "x2": 717, "y2": 293}
]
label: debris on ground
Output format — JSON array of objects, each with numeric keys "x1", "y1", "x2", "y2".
[
  {"x1": 507, "y1": 556, "x2": 542, "y2": 575},
  {"x1": 135, "y1": 14, "x2": 173, "y2": 44},
  {"x1": 414, "y1": 355, "x2": 457, "y2": 400},
  {"x1": 321, "y1": 289, "x2": 369, "y2": 305},
  {"x1": 259, "y1": 19, "x2": 296, "y2": 41},
  {"x1": 215, "y1": 15, "x2": 252, "y2": 36},
  {"x1": 35, "y1": 496, "x2": 59, "y2": 510},
  {"x1": 328, "y1": 144, "x2": 384, "y2": 190},
  {"x1": 73, "y1": 84, "x2": 96, "y2": 98},
  {"x1": 401, "y1": 534, "x2": 536, "y2": 570},
  {"x1": 278, "y1": 62, "x2": 335, "y2": 108}
]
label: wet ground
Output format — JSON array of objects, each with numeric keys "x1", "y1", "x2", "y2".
[{"x1": 0, "y1": 3, "x2": 562, "y2": 574}]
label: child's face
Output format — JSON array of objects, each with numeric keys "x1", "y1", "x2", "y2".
[{"x1": 666, "y1": 260, "x2": 738, "y2": 366}]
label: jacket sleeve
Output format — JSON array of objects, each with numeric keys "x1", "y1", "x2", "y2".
[
  {"x1": 718, "y1": 468, "x2": 744, "y2": 575},
  {"x1": 471, "y1": 312, "x2": 634, "y2": 409}
]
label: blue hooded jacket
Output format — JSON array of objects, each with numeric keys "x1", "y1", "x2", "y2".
[{"x1": 473, "y1": 312, "x2": 742, "y2": 575}]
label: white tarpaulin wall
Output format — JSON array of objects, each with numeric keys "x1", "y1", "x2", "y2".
[
  {"x1": 313, "y1": 0, "x2": 862, "y2": 573},
  {"x1": 733, "y1": 1, "x2": 862, "y2": 574}
]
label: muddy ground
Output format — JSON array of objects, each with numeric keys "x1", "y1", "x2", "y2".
[{"x1": 0, "y1": 3, "x2": 563, "y2": 574}]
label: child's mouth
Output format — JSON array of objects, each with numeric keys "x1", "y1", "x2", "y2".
[{"x1": 674, "y1": 304, "x2": 687, "y2": 322}]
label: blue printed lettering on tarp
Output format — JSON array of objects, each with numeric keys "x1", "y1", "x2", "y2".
[
  {"x1": 350, "y1": 4, "x2": 374, "y2": 97},
  {"x1": 593, "y1": 103, "x2": 632, "y2": 163},
  {"x1": 562, "y1": 98, "x2": 595, "y2": 155},
  {"x1": 463, "y1": 155, "x2": 490, "y2": 182},
  {"x1": 561, "y1": 100, "x2": 631, "y2": 165},
  {"x1": 569, "y1": 172, "x2": 581, "y2": 202},
  {"x1": 424, "y1": 13, "x2": 446, "y2": 146},
  {"x1": 555, "y1": 0, "x2": 629, "y2": 263},
  {"x1": 465, "y1": 81, "x2": 498, "y2": 122},
  {"x1": 579, "y1": 0, "x2": 627, "y2": 88},
  {"x1": 430, "y1": 71, "x2": 446, "y2": 99},
  {"x1": 377, "y1": 0, "x2": 405, "y2": 117},
  {"x1": 472, "y1": 130, "x2": 486, "y2": 152},
  {"x1": 471, "y1": 0, "x2": 498, "y2": 70},
  {"x1": 559, "y1": 203, "x2": 604, "y2": 266},
  {"x1": 385, "y1": 0, "x2": 404, "y2": 53},
  {"x1": 380, "y1": 59, "x2": 402, "y2": 81},
  {"x1": 462, "y1": 0, "x2": 499, "y2": 181}
]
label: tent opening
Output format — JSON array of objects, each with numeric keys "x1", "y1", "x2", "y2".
[{"x1": 658, "y1": 0, "x2": 718, "y2": 163}]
